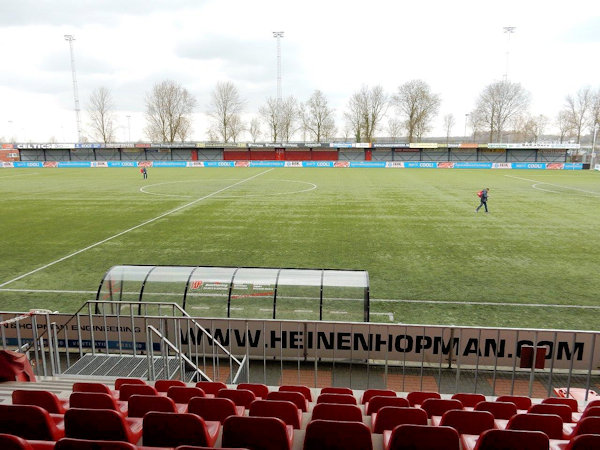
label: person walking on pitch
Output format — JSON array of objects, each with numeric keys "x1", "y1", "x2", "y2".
[{"x1": 476, "y1": 188, "x2": 490, "y2": 213}]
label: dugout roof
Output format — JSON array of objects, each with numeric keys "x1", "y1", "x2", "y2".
[{"x1": 97, "y1": 265, "x2": 370, "y2": 322}]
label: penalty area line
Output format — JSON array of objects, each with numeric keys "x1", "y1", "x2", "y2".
[{"x1": 0, "y1": 169, "x2": 273, "y2": 289}]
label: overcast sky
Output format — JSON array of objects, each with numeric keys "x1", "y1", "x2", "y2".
[{"x1": 0, "y1": 0, "x2": 599, "y2": 143}]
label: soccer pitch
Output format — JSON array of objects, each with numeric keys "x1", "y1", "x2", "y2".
[{"x1": 1, "y1": 167, "x2": 598, "y2": 330}]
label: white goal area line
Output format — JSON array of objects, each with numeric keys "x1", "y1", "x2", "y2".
[
  {"x1": 505, "y1": 175, "x2": 600, "y2": 196},
  {"x1": 0, "y1": 169, "x2": 273, "y2": 288}
]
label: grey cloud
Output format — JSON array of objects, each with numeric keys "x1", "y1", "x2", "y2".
[{"x1": 0, "y1": 0, "x2": 200, "y2": 26}]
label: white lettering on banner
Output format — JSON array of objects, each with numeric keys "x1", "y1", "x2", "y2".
[{"x1": 1, "y1": 314, "x2": 596, "y2": 370}]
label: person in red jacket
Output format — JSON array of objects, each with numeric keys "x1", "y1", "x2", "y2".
[{"x1": 476, "y1": 188, "x2": 490, "y2": 213}]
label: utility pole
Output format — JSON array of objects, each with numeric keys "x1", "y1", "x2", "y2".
[
  {"x1": 503, "y1": 27, "x2": 516, "y2": 81},
  {"x1": 272, "y1": 31, "x2": 284, "y2": 102},
  {"x1": 64, "y1": 35, "x2": 82, "y2": 142},
  {"x1": 126, "y1": 115, "x2": 131, "y2": 143}
]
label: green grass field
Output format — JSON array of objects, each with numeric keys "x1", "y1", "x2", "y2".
[{"x1": 1, "y1": 167, "x2": 598, "y2": 330}]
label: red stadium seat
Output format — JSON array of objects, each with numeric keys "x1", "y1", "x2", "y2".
[
  {"x1": 506, "y1": 413, "x2": 564, "y2": 439},
  {"x1": 0, "y1": 404, "x2": 65, "y2": 441},
  {"x1": 167, "y1": 386, "x2": 205, "y2": 404},
  {"x1": 217, "y1": 388, "x2": 256, "y2": 408},
  {"x1": 142, "y1": 411, "x2": 220, "y2": 448},
  {"x1": 372, "y1": 406, "x2": 428, "y2": 434},
  {"x1": 238, "y1": 383, "x2": 269, "y2": 399},
  {"x1": 127, "y1": 394, "x2": 186, "y2": 417},
  {"x1": 0, "y1": 433, "x2": 55, "y2": 450},
  {"x1": 361, "y1": 389, "x2": 396, "y2": 404},
  {"x1": 366, "y1": 395, "x2": 409, "y2": 415},
  {"x1": 267, "y1": 391, "x2": 308, "y2": 412},
  {"x1": 461, "y1": 428, "x2": 549, "y2": 450},
  {"x1": 304, "y1": 419, "x2": 372, "y2": 450},
  {"x1": 564, "y1": 433, "x2": 600, "y2": 450},
  {"x1": 529, "y1": 403, "x2": 573, "y2": 422},
  {"x1": 195, "y1": 381, "x2": 227, "y2": 395},
  {"x1": 12, "y1": 389, "x2": 69, "y2": 414},
  {"x1": 154, "y1": 379, "x2": 186, "y2": 392},
  {"x1": 114, "y1": 378, "x2": 146, "y2": 390},
  {"x1": 55, "y1": 438, "x2": 137, "y2": 449},
  {"x1": 69, "y1": 392, "x2": 128, "y2": 416},
  {"x1": 249, "y1": 399, "x2": 302, "y2": 429},
  {"x1": 495, "y1": 395, "x2": 532, "y2": 410},
  {"x1": 451, "y1": 393, "x2": 486, "y2": 408},
  {"x1": 222, "y1": 415, "x2": 293, "y2": 450},
  {"x1": 384, "y1": 424, "x2": 459, "y2": 450},
  {"x1": 72, "y1": 382, "x2": 116, "y2": 398},
  {"x1": 64, "y1": 408, "x2": 142, "y2": 444},
  {"x1": 438, "y1": 409, "x2": 495, "y2": 435},
  {"x1": 188, "y1": 396, "x2": 244, "y2": 423},
  {"x1": 406, "y1": 390, "x2": 441, "y2": 407},
  {"x1": 564, "y1": 416, "x2": 600, "y2": 439},
  {"x1": 321, "y1": 387, "x2": 353, "y2": 396},
  {"x1": 420, "y1": 398, "x2": 463, "y2": 418},
  {"x1": 474, "y1": 401, "x2": 518, "y2": 420},
  {"x1": 311, "y1": 403, "x2": 363, "y2": 422},
  {"x1": 316, "y1": 393, "x2": 357, "y2": 405},
  {"x1": 118, "y1": 384, "x2": 158, "y2": 402},
  {"x1": 542, "y1": 397, "x2": 580, "y2": 412},
  {"x1": 279, "y1": 384, "x2": 313, "y2": 402}
]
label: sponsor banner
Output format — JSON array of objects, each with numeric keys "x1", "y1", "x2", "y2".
[
  {"x1": 373, "y1": 143, "x2": 410, "y2": 148},
  {"x1": 2, "y1": 144, "x2": 14, "y2": 149},
  {"x1": 563, "y1": 163, "x2": 583, "y2": 170},
  {"x1": 107, "y1": 161, "x2": 138, "y2": 168},
  {"x1": 13, "y1": 161, "x2": 43, "y2": 168},
  {"x1": 447, "y1": 144, "x2": 460, "y2": 148},
  {"x1": 152, "y1": 161, "x2": 187, "y2": 167},
  {"x1": 334, "y1": 161, "x2": 350, "y2": 168},
  {"x1": 235, "y1": 161, "x2": 250, "y2": 167},
  {"x1": 385, "y1": 162, "x2": 405, "y2": 168},
  {"x1": 349, "y1": 161, "x2": 386, "y2": 168},
  {"x1": 57, "y1": 161, "x2": 92, "y2": 168},
  {"x1": 187, "y1": 161, "x2": 205, "y2": 168},
  {"x1": 138, "y1": 161, "x2": 153, "y2": 168},
  {"x1": 454, "y1": 162, "x2": 493, "y2": 169},
  {"x1": 249, "y1": 161, "x2": 286, "y2": 167},
  {"x1": 204, "y1": 161, "x2": 235, "y2": 167},
  {"x1": 284, "y1": 161, "x2": 303, "y2": 167},
  {"x1": 43, "y1": 162, "x2": 58, "y2": 168},
  {"x1": 0, "y1": 314, "x2": 596, "y2": 370},
  {"x1": 410, "y1": 143, "x2": 439, "y2": 149},
  {"x1": 1, "y1": 162, "x2": 15, "y2": 168},
  {"x1": 74, "y1": 143, "x2": 102, "y2": 149},
  {"x1": 304, "y1": 161, "x2": 334, "y2": 168},
  {"x1": 492, "y1": 163, "x2": 512, "y2": 169},
  {"x1": 488, "y1": 143, "x2": 580, "y2": 150},
  {"x1": 135, "y1": 143, "x2": 150, "y2": 148},
  {"x1": 105, "y1": 143, "x2": 124, "y2": 148},
  {"x1": 459, "y1": 143, "x2": 479, "y2": 149},
  {"x1": 0, "y1": 149, "x2": 19, "y2": 161},
  {"x1": 546, "y1": 163, "x2": 565, "y2": 170},
  {"x1": 91, "y1": 161, "x2": 108, "y2": 168},
  {"x1": 438, "y1": 162, "x2": 455, "y2": 169},
  {"x1": 512, "y1": 163, "x2": 546, "y2": 170},
  {"x1": 353, "y1": 143, "x2": 372, "y2": 148},
  {"x1": 329, "y1": 143, "x2": 353, "y2": 148},
  {"x1": 248, "y1": 143, "x2": 264, "y2": 148},
  {"x1": 403, "y1": 161, "x2": 438, "y2": 168},
  {"x1": 481, "y1": 149, "x2": 506, "y2": 153}
]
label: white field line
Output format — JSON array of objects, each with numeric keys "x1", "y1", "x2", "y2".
[
  {"x1": 0, "y1": 172, "x2": 40, "y2": 179},
  {"x1": 0, "y1": 169, "x2": 273, "y2": 288},
  {"x1": 372, "y1": 312, "x2": 395, "y2": 321},
  {"x1": 2, "y1": 287, "x2": 599, "y2": 310},
  {"x1": 505, "y1": 175, "x2": 600, "y2": 196}
]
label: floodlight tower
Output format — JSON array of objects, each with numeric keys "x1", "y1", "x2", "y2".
[
  {"x1": 273, "y1": 31, "x2": 284, "y2": 102},
  {"x1": 64, "y1": 34, "x2": 82, "y2": 142},
  {"x1": 503, "y1": 26, "x2": 516, "y2": 81}
]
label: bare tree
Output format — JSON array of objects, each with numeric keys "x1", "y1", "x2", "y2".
[
  {"x1": 556, "y1": 110, "x2": 574, "y2": 143},
  {"x1": 344, "y1": 85, "x2": 388, "y2": 142},
  {"x1": 471, "y1": 80, "x2": 530, "y2": 142},
  {"x1": 278, "y1": 96, "x2": 299, "y2": 142},
  {"x1": 386, "y1": 118, "x2": 403, "y2": 141},
  {"x1": 144, "y1": 80, "x2": 197, "y2": 143},
  {"x1": 207, "y1": 81, "x2": 245, "y2": 143},
  {"x1": 300, "y1": 90, "x2": 336, "y2": 142},
  {"x1": 249, "y1": 118, "x2": 262, "y2": 142},
  {"x1": 228, "y1": 115, "x2": 245, "y2": 143},
  {"x1": 393, "y1": 80, "x2": 440, "y2": 143},
  {"x1": 564, "y1": 87, "x2": 593, "y2": 143},
  {"x1": 87, "y1": 87, "x2": 116, "y2": 143},
  {"x1": 443, "y1": 114, "x2": 455, "y2": 146},
  {"x1": 259, "y1": 98, "x2": 281, "y2": 142},
  {"x1": 590, "y1": 88, "x2": 600, "y2": 131}
]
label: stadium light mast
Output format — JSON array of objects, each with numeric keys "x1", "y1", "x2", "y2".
[
  {"x1": 503, "y1": 26, "x2": 516, "y2": 81},
  {"x1": 273, "y1": 31, "x2": 284, "y2": 102},
  {"x1": 64, "y1": 34, "x2": 82, "y2": 142}
]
